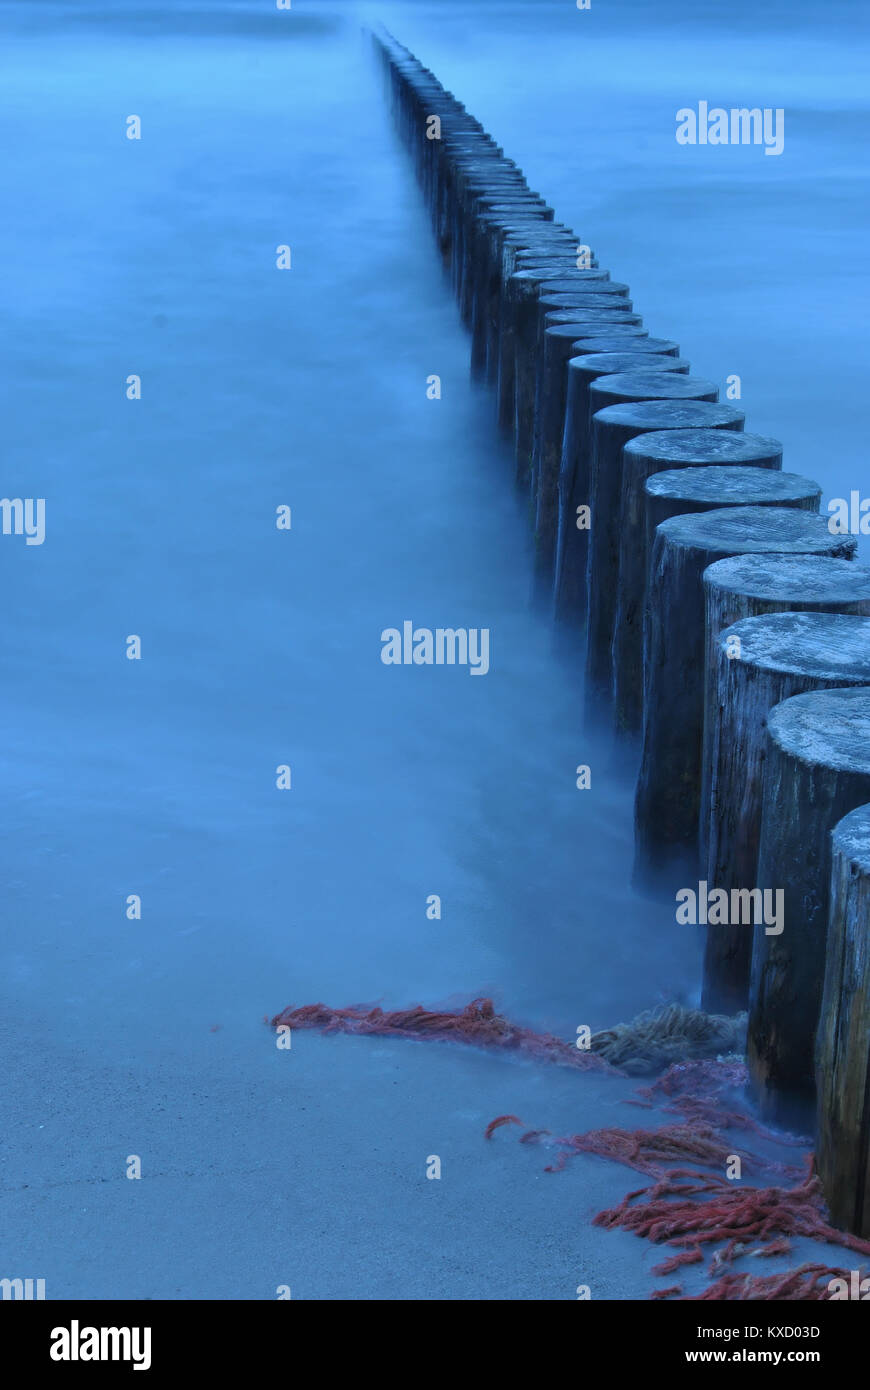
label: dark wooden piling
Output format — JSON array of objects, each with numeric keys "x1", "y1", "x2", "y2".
[
  {"x1": 469, "y1": 211, "x2": 566, "y2": 372},
  {"x1": 496, "y1": 268, "x2": 611, "y2": 430},
  {"x1": 583, "y1": 377, "x2": 722, "y2": 710},
  {"x1": 531, "y1": 331, "x2": 675, "y2": 576},
  {"x1": 611, "y1": 462, "x2": 820, "y2": 739},
  {"x1": 515, "y1": 316, "x2": 646, "y2": 486},
  {"x1": 815, "y1": 802, "x2": 870, "y2": 1238},
  {"x1": 608, "y1": 432, "x2": 784, "y2": 737},
  {"x1": 748, "y1": 687, "x2": 870, "y2": 1128},
  {"x1": 634, "y1": 507, "x2": 857, "y2": 892},
  {"x1": 554, "y1": 353, "x2": 691, "y2": 624},
  {"x1": 700, "y1": 555, "x2": 870, "y2": 899},
  {"x1": 467, "y1": 214, "x2": 564, "y2": 366},
  {"x1": 577, "y1": 401, "x2": 746, "y2": 717},
  {"x1": 704, "y1": 613, "x2": 870, "y2": 1016}
]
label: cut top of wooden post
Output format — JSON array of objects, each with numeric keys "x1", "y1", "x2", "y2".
[
  {"x1": 537, "y1": 282, "x2": 630, "y2": 300},
  {"x1": 589, "y1": 371, "x2": 718, "y2": 411},
  {"x1": 767, "y1": 686, "x2": 870, "y2": 775},
  {"x1": 703, "y1": 554, "x2": 870, "y2": 613},
  {"x1": 568, "y1": 352, "x2": 689, "y2": 379},
  {"x1": 718, "y1": 611, "x2": 870, "y2": 684},
  {"x1": 509, "y1": 269, "x2": 611, "y2": 286},
  {"x1": 593, "y1": 399, "x2": 744, "y2": 435},
  {"x1": 645, "y1": 465, "x2": 821, "y2": 509},
  {"x1": 572, "y1": 335, "x2": 679, "y2": 356},
  {"x1": 625, "y1": 426, "x2": 782, "y2": 470},
  {"x1": 656, "y1": 505, "x2": 857, "y2": 563}
]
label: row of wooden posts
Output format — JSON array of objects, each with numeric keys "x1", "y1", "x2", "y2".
[{"x1": 374, "y1": 29, "x2": 870, "y2": 1238}]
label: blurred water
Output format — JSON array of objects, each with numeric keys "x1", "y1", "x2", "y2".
[{"x1": 0, "y1": 0, "x2": 865, "y2": 1299}]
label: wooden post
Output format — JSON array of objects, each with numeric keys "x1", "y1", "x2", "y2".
[
  {"x1": 469, "y1": 210, "x2": 563, "y2": 374},
  {"x1": 515, "y1": 315, "x2": 646, "y2": 486},
  {"x1": 748, "y1": 688, "x2": 870, "y2": 1129},
  {"x1": 700, "y1": 555, "x2": 870, "y2": 925},
  {"x1": 532, "y1": 342, "x2": 682, "y2": 583},
  {"x1": 608, "y1": 431, "x2": 784, "y2": 737},
  {"x1": 583, "y1": 376, "x2": 721, "y2": 708},
  {"x1": 579, "y1": 400, "x2": 746, "y2": 722},
  {"x1": 634, "y1": 507, "x2": 857, "y2": 892},
  {"x1": 816, "y1": 802, "x2": 870, "y2": 1238},
  {"x1": 615, "y1": 460, "x2": 820, "y2": 740},
  {"x1": 467, "y1": 213, "x2": 561, "y2": 365},
  {"x1": 704, "y1": 613, "x2": 870, "y2": 1016},
  {"x1": 554, "y1": 353, "x2": 690, "y2": 624},
  {"x1": 497, "y1": 268, "x2": 611, "y2": 433}
]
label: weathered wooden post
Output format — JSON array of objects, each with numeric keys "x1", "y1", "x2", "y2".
[
  {"x1": 497, "y1": 268, "x2": 610, "y2": 432},
  {"x1": 616, "y1": 461, "x2": 821, "y2": 738},
  {"x1": 608, "y1": 432, "x2": 784, "y2": 733},
  {"x1": 583, "y1": 376, "x2": 722, "y2": 708},
  {"x1": 531, "y1": 330, "x2": 670, "y2": 576},
  {"x1": 469, "y1": 210, "x2": 562, "y2": 372},
  {"x1": 816, "y1": 802, "x2": 870, "y2": 1238},
  {"x1": 701, "y1": 555, "x2": 870, "y2": 885},
  {"x1": 634, "y1": 507, "x2": 857, "y2": 890},
  {"x1": 515, "y1": 316, "x2": 646, "y2": 486},
  {"x1": 466, "y1": 212, "x2": 562, "y2": 358},
  {"x1": 554, "y1": 352, "x2": 690, "y2": 623},
  {"x1": 704, "y1": 613, "x2": 870, "y2": 1015},
  {"x1": 748, "y1": 687, "x2": 870, "y2": 1128},
  {"x1": 453, "y1": 190, "x2": 539, "y2": 312}
]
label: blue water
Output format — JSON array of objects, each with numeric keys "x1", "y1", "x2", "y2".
[{"x1": 1, "y1": 0, "x2": 866, "y2": 1299}]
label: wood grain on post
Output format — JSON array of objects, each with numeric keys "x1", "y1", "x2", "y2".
[
  {"x1": 748, "y1": 688, "x2": 870, "y2": 1128},
  {"x1": 570, "y1": 334, "x2": 679, "y2": 356},
  {"x1": 704, "y1": 613, "x2": 870, "y2": 1016},
  {"x1": 643, "y1": 463, "x2": 814, "y2": 553},
  {"x1": 634, "y1": 508, "x2": 857, "y2": 892},
  {"x1": 816, "y1": 803, "x2": 870, "y2": 1238}
]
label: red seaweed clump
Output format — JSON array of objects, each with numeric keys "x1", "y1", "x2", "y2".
[
  {"x1": 685, "y1": 1263, "x2": 865, "y2": 1301},
  {"x1": 594, "y1": 1163, "x2": 870, "y2": 1270},
  {"x1": 270, "y1": 998, "x2": 617, "y2": 1071},
  {"x1": 512, "y1": 1122, "x2": 765, "y2": 1178},
  {"x1": 270, "y1": 997, "x2": 863, "y2": 1301}
]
